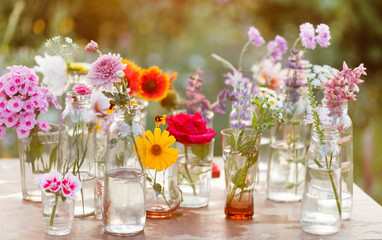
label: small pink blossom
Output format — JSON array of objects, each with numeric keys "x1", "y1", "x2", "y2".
[
  {"x1": 247, "y1": 26, "x2": 265, "y2": 46},
  {"x1": 315, "y1": 24, "x2": 331, "y2": 48},
  {"x1": 38, "y1": 120, "x2": 51, "y2": 131},
  {"x1": 267, "y1": 35, "x2": 288, "y2": 62},
  {"x1": 0, "y1": 126, "x2": 5, "y2": 139},
  {"x1": 74, "y1": 84, "x2": 92, "y2": 95},
  {"x1": 87, "y1": 53, "x2": 126, "y2": 89},
  {"x1": 0, "y1": 96, "x2": 7, "y2": 111},
  {"x1": 39, "y1": 171, "x2": 63, "y2": 192},
  {"x1": 4, "y1": 82, "x2": 18, "y2": 96},
  {"x1": 299, "y1": 22, "x2": 316, "y2": 50},
  {"x1": 10, "y1": 74, "x2": 25, "y2": 86},
  {"x1": 20, "y1": 115, "x2": 37, "y2": 130},
  {"x1": 16, "y1": 126, "x2": 30, "y2": 138},
  {"x1": 4, "y1": 114, "x2": 18, "y2": 128},
  {"x1": 23, "y1": 100, "x2": 35, "y2": 113},
  {"x1": 7, "y1": 97, "x2": 24, "y2": 112},
  {"x1": 61, "y1": 172, "x2": 82, "y2": 200},
  {"x1": 85, "y1": 40, "x2": 99, "y2": 52},
  {"x1": 30, "y1": 96, "x2": 43, "y2": 108},
  {"x1": 0, "y1": 79, "x2": 5, "y2": 92}
]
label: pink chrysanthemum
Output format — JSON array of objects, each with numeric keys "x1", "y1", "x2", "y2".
[
  {"x1": 299, "y1": 22, "x2": 316, "y2": 50},
  {"x1": 61, "y1": 172, "x2": 82, "y2": 200},
  {"x1": 247, "y1": 26, "x2": 265, "y2": 47},
  {"x1": 74, "y1": 84, "x2": 92, "y2": 95},
  {"x1": 315, "y1": 24, "x2": 331, "y2": 48},
  {"x1": 87, "y1": 53, "x2": 126, "y2": 89}
]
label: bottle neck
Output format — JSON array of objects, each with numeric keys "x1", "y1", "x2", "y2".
[
  {"x1": 65, "y1": 91, "x2": 91, "y2": 109},
  {"x1": 312, "y1": 127, "x2": 339, "y2": 143},
  {"x1": 113, "y1": 105, "x2": 141, "y2": 122}
]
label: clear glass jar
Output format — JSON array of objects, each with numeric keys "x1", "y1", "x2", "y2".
[
  {"x1": 256, "y1": 128, "x2": 271, "y2": 192},
  {"x1": 323, "y1": 99, "x2": 353, "y2": 220},
  {"x1": 94, "y1": 131, "x2": 107, "y2": 220},
  {"x1": 60, "y1": 91, "x2": 97, "y2": 217},
  {"x1": 177, "y1": 139, "x2": 214, "y2": 208},
  {"x1": 103, "y1": 105, "x2": 146, "y2": 236},
  {"x1": 221, "y1": 128, "x2": 261, "y2": 220},
  {"x1": 18, "y1": 124, "x2": 61, "y2": 202},
  {"x1": 267, "y1": 87, "x2": 308, "y2": 202},
  {"x1": 301, "y1": 127, "x2": 342, "y2": 235},
  {"x1": 146, "y1": 164, "x2": 181, "y2": 218},
  {"x1": 42, "y1": 191, "x2": 75, "y2": 236}
]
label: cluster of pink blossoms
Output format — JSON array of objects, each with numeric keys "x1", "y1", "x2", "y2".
[
  {"x1": 34, "y1": 171, "x2": 82, "y2": 200},
  {"x1": 0, "y1": 65, "x2": 61, "y2": 139},
  {"x1": 74, "y1": 84, "x2": 92, "y2": 95},
  {"x1": 299, "y1": 23, "x2": 331, "y2": 50},
  {"x1": 323, "y1": 61, "x2": 366, "y2": 115}
]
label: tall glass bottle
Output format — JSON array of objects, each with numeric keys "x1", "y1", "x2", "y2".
[
  {"x1": 103, "y1": 105, "x2": 146, "y2": 236},
  {"x1": 323, "y1": 99, "x2": 353, "y2": 220},
  {"x1": 267, "y1": 87, "x2": 308, "y2": 202},
  {"x1": 60, "y1": 91, "x2": 97, "y2": 217},
  {"x1": 301, "y1": 128, "x2": 341, "y2": 235}
]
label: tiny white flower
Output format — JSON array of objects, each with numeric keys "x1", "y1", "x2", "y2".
[
  {"x1": 65, "y1": 37, "x2": 73, "y2": 44},
  {"x1": 311, "y1": 78, "x2": 321, "y2": 88},
  {"x1": 52, "y1": 36, "x2": 61, "y2": 42}
]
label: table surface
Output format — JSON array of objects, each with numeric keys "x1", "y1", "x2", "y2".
[{"x1": 1, "y1": 158, "x2": 382, "y2": 240}]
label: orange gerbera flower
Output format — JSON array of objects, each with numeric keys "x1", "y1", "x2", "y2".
[
  {"x1": 122, "y1": 59, "x2": 142, "y2": 95},
  {"x1": 138, "y1": 66, "x2": 170, "y2": 101}
]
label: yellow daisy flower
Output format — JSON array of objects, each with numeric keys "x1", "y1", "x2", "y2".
[
  {"x1": 154, "y1": 114, "x2": 167, "y2": 127},
  {"x1": 136, "y1": 128, "x2": 178, "y2": 172}
]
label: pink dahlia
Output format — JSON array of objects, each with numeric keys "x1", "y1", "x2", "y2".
[{"x1": 87, "y1": 53, "x2": 126, "y2": 89}]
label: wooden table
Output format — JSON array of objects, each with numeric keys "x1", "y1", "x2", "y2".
[{"x1": 1, "y1": 158, "x2": 382, "y2": 240}]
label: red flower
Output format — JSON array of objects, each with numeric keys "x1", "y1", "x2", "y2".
[{"x1": 166, "y1": 112, "x2": 216, "y2": 145}]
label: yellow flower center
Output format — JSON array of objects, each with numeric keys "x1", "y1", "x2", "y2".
[{"x1": 151, "y1": 144, "x2": 162, "y2": 155}]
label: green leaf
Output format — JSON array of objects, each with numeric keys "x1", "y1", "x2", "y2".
[
  {"x1": 153, "y1": 183, "x2": 162, "y2": 197},
  {"x1": 191, "y1": 144, "x2": 210, "y2": 161},
  {"x1": 102, "y1": 91, "x2": 115, "y2": 99},
  {"x1": 49, "y1": 145, "x2": 59, "y2": 170},
  {"x1": 314, "y1": 159, "x2": 323, "y2": 168},
  {"x1": 25, "y1": 134, "x2": 43, "y2": 163},
  {"x1": 146, "y1": 176, "x2": 153, "y2": 183}
]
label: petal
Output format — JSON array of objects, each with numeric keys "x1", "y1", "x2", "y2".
[{"x1": 146, "y1": 130, "x2": 155, "y2": 145}]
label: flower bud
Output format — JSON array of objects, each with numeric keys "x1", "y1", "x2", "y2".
[
  {"x1": 84, "y1": 40, "x2": 99, "y2": 52},
  {"x1": 116, "y1": 70, "x2": 125, "y2": 79}
]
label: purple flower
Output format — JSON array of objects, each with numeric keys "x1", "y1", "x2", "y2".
[
  {"x1": 87, "y1": 53, "x2": 126, "y2": 89},
  {"x1": 4, "y1": 82, "x2": 18, "y2": 96},
  {"x1": 248, "y1": 26, "x2": 265, "y2": 46},
  {"x1": 38, "y1": 120, "x2": 51, "y2": 131},
  {"x1": 0, "y1": 126, "x2": 5, "y2": 139},
  {"x1": 7, "y1": 97, "x2": 23, "y2": 112},
  {"x1": 315, "y1": 24, "x2": 331, "y2": 48},
  {"x1": 299, "y1": 22, "x2": 316, "y2": 50}
]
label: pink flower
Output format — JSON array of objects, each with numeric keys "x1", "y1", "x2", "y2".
[
  {"x1": 51, "y1": 96, "x2": 62, "y2": 110},
  {"x1": 38, "y1": 120, "x2": 51, "y2": 131},
  {"x1": 299, "y1": 22, "x2": 316, "y2": 50},
  {"x1": 4, "y1": 82, "x2": 18, "y2": 96},
  {"x1": 4, "y1": 114, "x2": 18, "y2": 128},
  {"x1": 267, "y1": 35, "x2": 288, "y2": 62},
  {"x1": 10, "y1": 74, "x2": 25, "y2": 86},
  {"x1": 61, "y1": 172, "x2": 82, "y2": 200},
  {"x1": 0, "y1": 79, "x2": 5, "y2": 92},
  {"x1": 16, "y1": 126, "x2": 31, "y2": 138},
  {"x1": 247, "y1": 26, "x2": 265, "y2": 46},
  {"x1": 30, "y1": 96, "x2": 43, "y2": 108},
  {"x1": 39, "y1": 171, "x2": 63, "y2": 192},
  {"x1": 0, "y1": 96, "x2": 7, "y2": 111},
  {"x1": 20, "y1": 115, "x2": 37, "y2": 130},
  {"x1": 315, "y1": 24, "x2": 331, "y2": 48},
  {"x1": 74, "y1": 84, "x2": 92, "y2": 95},
  {"x1": 91, "y1": 90, "x2": 111, "y2": 117},
  {"x1": 85, "y1": 40, "x2": 99, "y2": 52},
  {"x1": 0, "y1": 126, "x2": 5, "y2": 139},
  {"x1": 7, "y1": 97, "x2": 24, "y2": 112},
  {"x1": 87, "y1": 53, "x2": 126, "y2": 89},
  {"x1": 23, "y1": 100, "x2": 35, "y2": 113}
]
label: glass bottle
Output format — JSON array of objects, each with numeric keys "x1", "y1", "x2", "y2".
[
  {"x1": 323, "y1": 99, "x2": 353, "y2": 220},
  {"x1": 301, "y1": 127, "x2": 341, "y2": 235},
  {"x1": 103, "y1": 105, "x2": 146, "y2": 236},
  {"x1": 267, "y1": 86, "x2": 308, "y2": 202},
  {"x1": 60, "y1": 91, "x2": 97, "y2": 217}
]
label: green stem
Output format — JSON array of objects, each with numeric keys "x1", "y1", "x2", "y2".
[
  {"x1": 238, "y1": 40, "x2": 252, "y2": 72},
  {"x1": 184, "y1": 146, "x2": 197, "y2": 196},
  {"x1": 328, "y1": 170, "x2": 342, "y2": 216},
  {"x1": 49, "y1": 194, "x2": 58, "y2": 226}
]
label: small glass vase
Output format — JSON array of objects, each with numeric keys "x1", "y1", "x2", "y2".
[
  {"x1": 103, "y1": 105, "x2": 146, "y2": 236},
  {"x1": 267, "y1": 86, "x2": 308, "y2": 202},
  {"x1": 221, "y1": 128, "x2": 261, "y2": 220},
  {"x1": 301, "y1": 127, "x2": 342, "y2": 235},
  {"x1": 146, "y1": 165, "x2": 181, "y2": 218},
  {"x1": 60, "y1": 91, "x2": 97, "y2": 217},
  {"x1": 18, "y1": 124, "x2": 61, "y2": 202},
  {"x1": 256, "y1": 128, "x2": 271, "y2": 192},
  {"x1": 42, "y1": 191, "x2": 75, "y2": 236},
  {"x1": 177, "y1": 139, "x2": 214, "y2": 208},
  {"x1": 323, "y1": 99, "x2": 353, "y2": 220}
]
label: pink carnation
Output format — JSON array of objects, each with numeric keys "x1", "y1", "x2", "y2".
[
  {"x1": 87, "y1": 53, "x2": 126, "y2": 89},
  {"x1": 61, "y1": 172, "x2": 82, "y2": 200}
]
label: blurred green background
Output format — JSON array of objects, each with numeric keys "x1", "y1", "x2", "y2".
[{"x1": 0, "y1": 0, "x2": 381, "y2": 204}]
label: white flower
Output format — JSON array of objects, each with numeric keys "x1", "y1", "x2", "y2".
[
  {"x1": 252, "y1": 60, "x2": 287, "y2": 92},
  {"x1": 309, "y1": 65, "x2": 338, "y2": 89},
  {"x1": 52, "y1": 36, "x2": 61, "y2": 42},
  {"x1": 65, "y1": 37, "x2": 73, "y2": 44},
  {"x1": 34, "y1": 53, "x2": 67, "y2": 96},
  {"x1": 91, "y1": 90, "x2": 111, "y2": 117}
]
